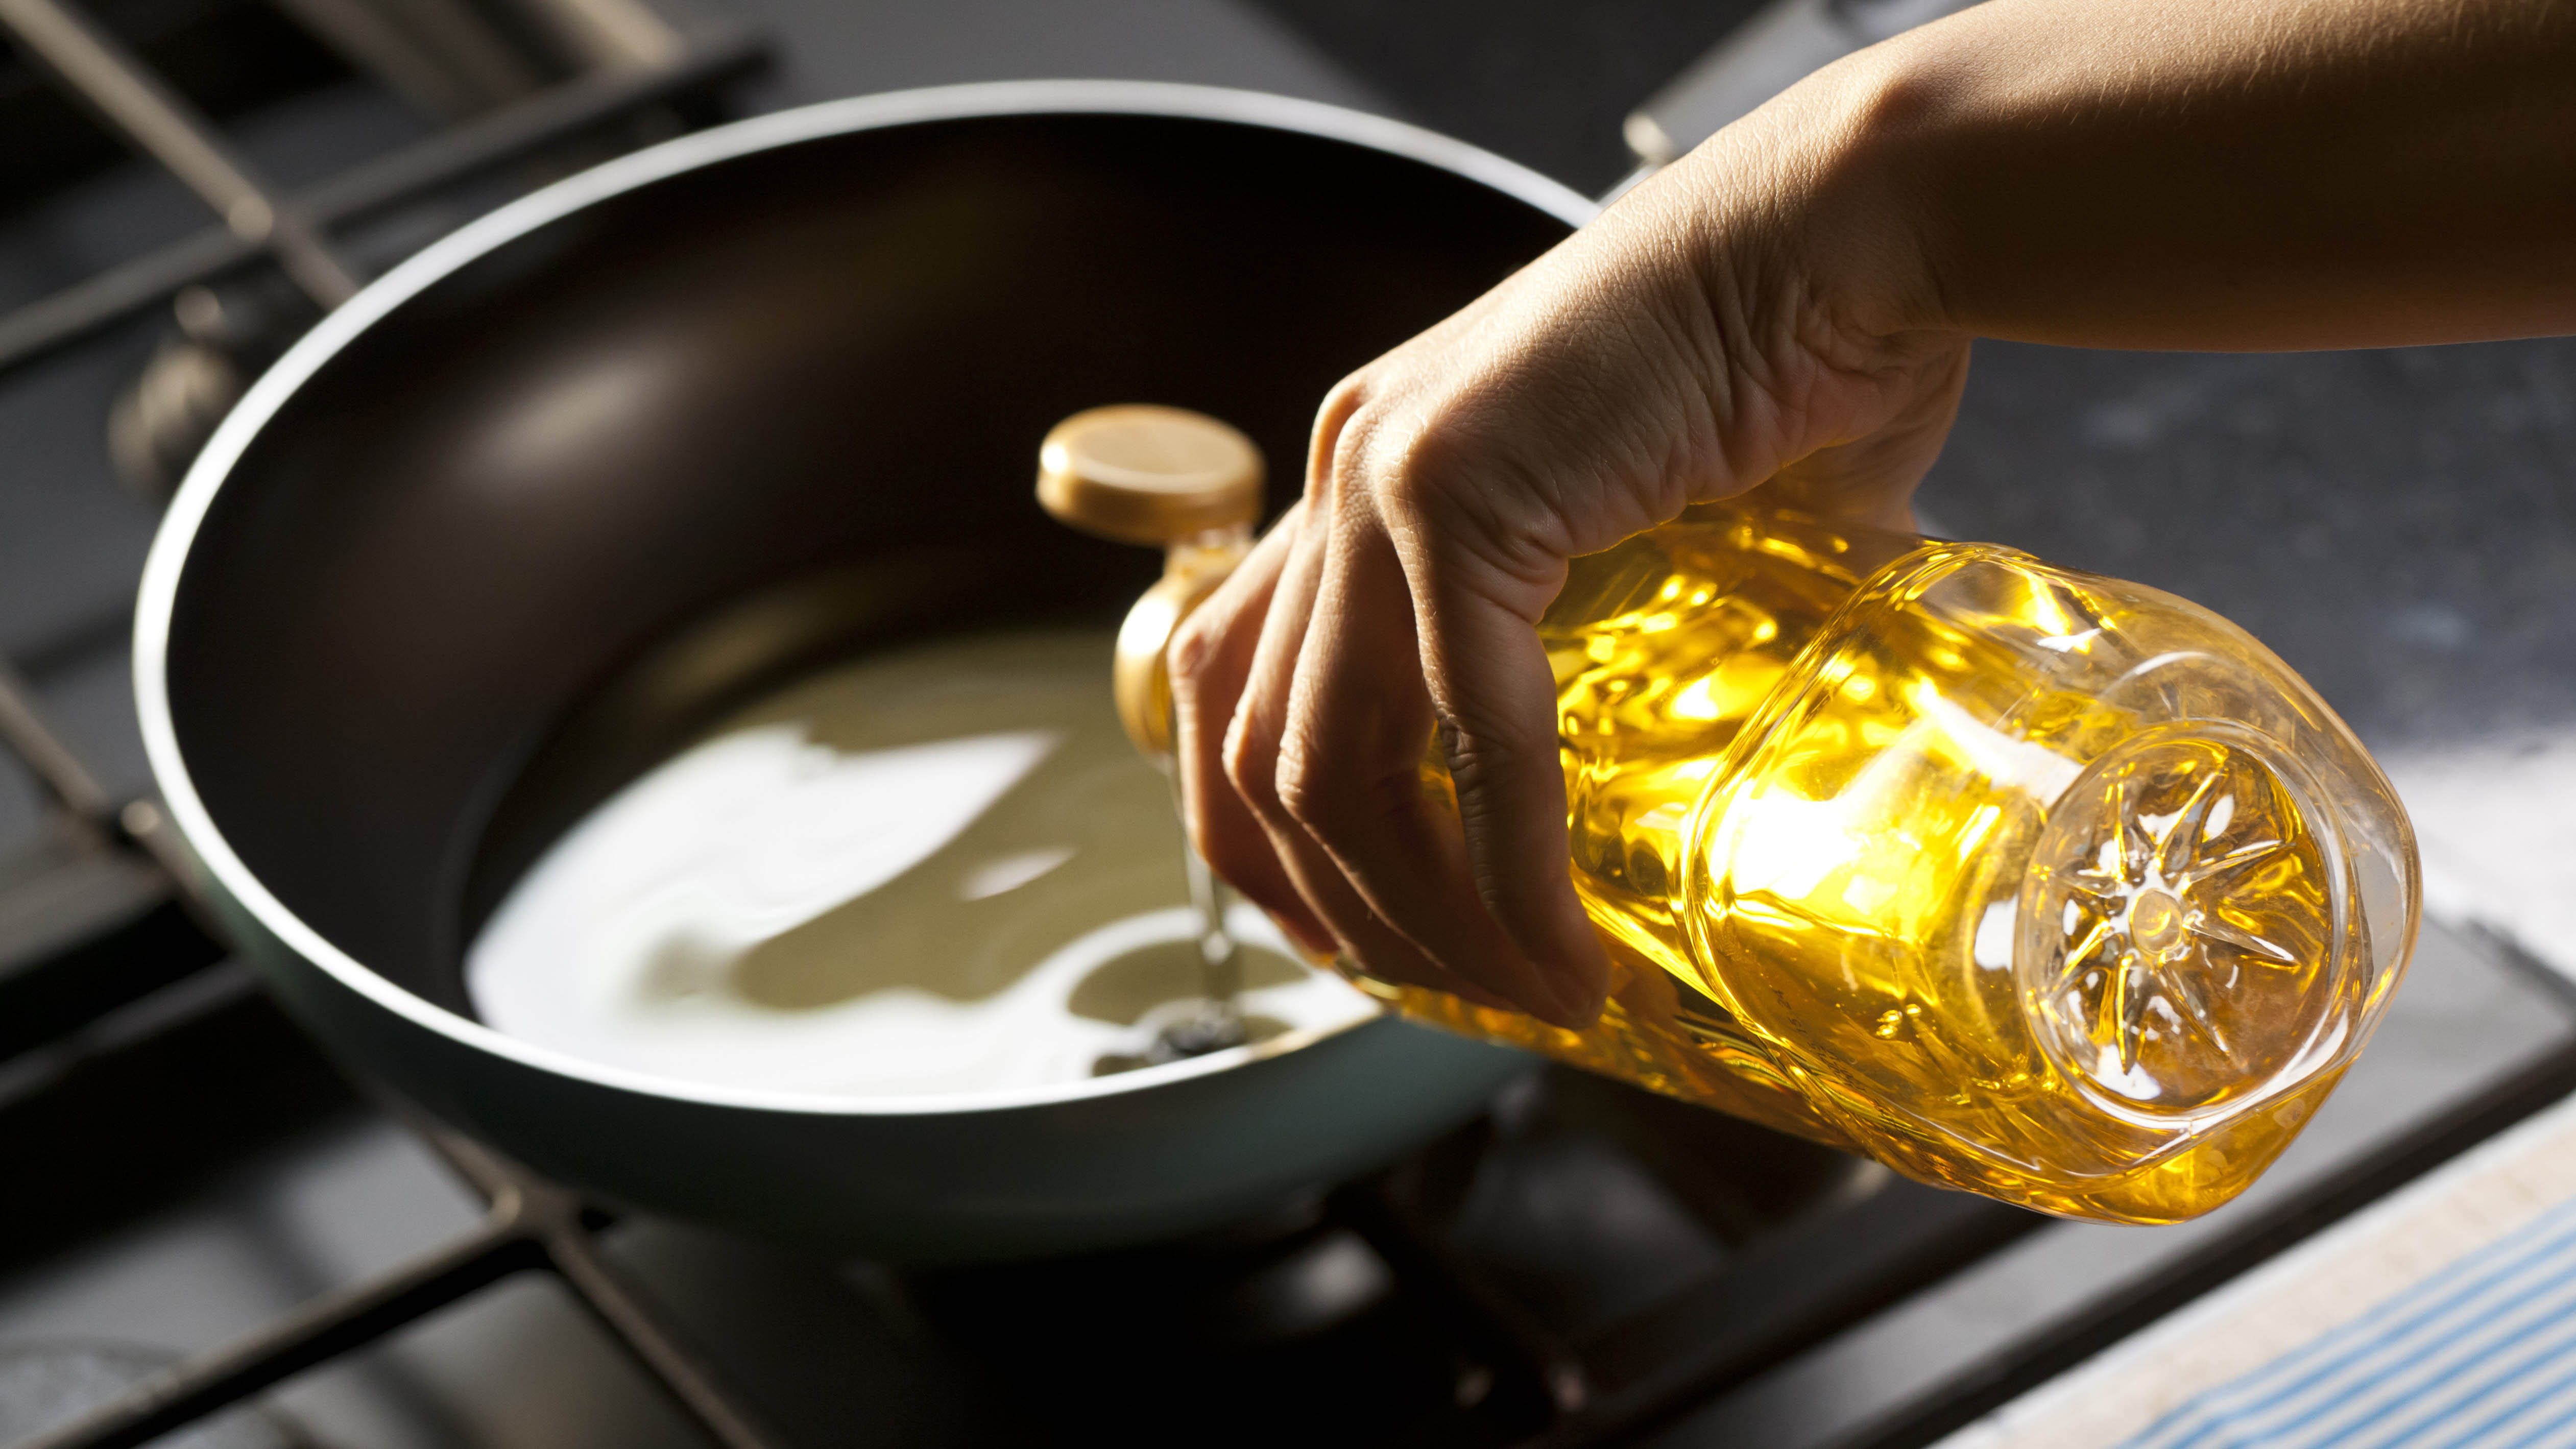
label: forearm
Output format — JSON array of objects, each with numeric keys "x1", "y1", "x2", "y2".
[{"x1": 1770, "y1": 0, "x2": 2576, "y2": 351}]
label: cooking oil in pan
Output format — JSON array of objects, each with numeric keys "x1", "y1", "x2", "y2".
[{"x1": 465, "y1": 629, "x2": 1376, "y2": 1098}]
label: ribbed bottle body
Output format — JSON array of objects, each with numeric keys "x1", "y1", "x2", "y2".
[{"x1": 1361, "y1": 504, "x2": 2417, "y2": 1224}]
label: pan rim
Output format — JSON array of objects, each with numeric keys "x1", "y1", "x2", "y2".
[{"x1": 134, "y1": 79, "x2": 1591, "y2": 1119}]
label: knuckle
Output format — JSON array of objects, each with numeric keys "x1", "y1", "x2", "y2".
[
  {"x1": 1367, "y1": 418, "x2": 1573, "y2": 588},
  {"x1": 1166, "y1": 610, "x2": 1219, "y2": 687},
  {"x1": 1438, "y1": 718, "x2": 1541, "y2": 805},
  {"x1": 1309, "y1": 375, "x2": 1376, "y2": 493},
  {"x1": 1395, "y1": 406, "x2": 1484, "y2": 481},
  {"x1": 1320, "y1": 370, "x2": 1370, "y2": 418},
  {"x1": 1221, "y1": 716, "x2": 1286, "y2": 819},
  {"x1": 1279, "y1": 734, "x2": 1439, "y2": 857},
  {"x1": 1271, "y1": 735, "x2": 1331, "y2": 831},
  {"x1": 1323, "y1": 414, "x2": 1380, "y2": 501}
]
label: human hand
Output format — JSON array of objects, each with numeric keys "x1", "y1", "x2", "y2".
[{"x1": 1166, "y1": 98, "x2": 1971, "y2": 1027}]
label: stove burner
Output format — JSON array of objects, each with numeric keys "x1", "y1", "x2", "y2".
[{"x1": 0, "y1": 1341, "x2": 306, "y2": 1448}]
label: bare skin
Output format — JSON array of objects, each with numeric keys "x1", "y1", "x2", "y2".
[{"x1": 1169, "y1": 0, "x2": 2576, "y2": 1028}]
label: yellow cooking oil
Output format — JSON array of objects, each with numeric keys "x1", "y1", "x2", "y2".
[
  {"x1": 1365, "y1": 503, "x2": 2409, "y2": 1224},
  {"x1": 1375, "y1": 504, "x2": 1910, "y2": 1149}
]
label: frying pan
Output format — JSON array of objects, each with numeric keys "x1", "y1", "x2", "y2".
[{"x1": 134, "y1": 82, "x2": 1597, "y2": 1262}]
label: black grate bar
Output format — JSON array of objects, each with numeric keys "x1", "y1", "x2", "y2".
[
  {"x1": 0, "y1": 656, "x2": 114, "y2": 831},
  {"x1": 0, "y1": 228, "x2": 244, "y2": 379},
  {"x1": 543, "y1": 1219, "x2": 795, "y2": 1449},
  {"x1": 17, "y1": 1211, "x2": 540, "y2": 1449},
  {"x1": 423, "y1": 1129, "x2": 795, "y2": 1449},
  {"x1": 0, "y1": 653, "x2": 246, "y2": 946},
  {"x1": 1818, "y1": 1039, "x2": 2576, "y2": 1449},
  {"x1": 0, "y1": 0, "x2": 363, "y2": 307},
  {"x1": 0, "y1": 954, "x2": 248, "y2": 1112},
  {"x1": 10, "y1": 1126, "x2": 796, "y2": 1449},
  {"x1": 0, "y1": 21, "x2": 765, "y2": 377},
  {"x1": 1529, "y1": 1182, "x2": 2045, "y2": 1449}
]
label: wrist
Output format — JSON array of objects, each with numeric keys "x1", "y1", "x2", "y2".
[
  {"x1": 1631, "y1": 31, "x2": 1967, "y2": 378},
  {"x1": 1776, "y1": 33, "x2": 1967, "y2": 348}
]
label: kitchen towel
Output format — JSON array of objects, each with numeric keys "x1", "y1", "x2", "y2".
[
  {"x1": 2116, "y1": 1196, "x2": 2576, "y2": 1447},
  {"x1": 1938, "y1": 1084, "x2": 2576, "y2": 1449}
]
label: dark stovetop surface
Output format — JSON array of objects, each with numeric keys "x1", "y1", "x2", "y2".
[{"x1": 0, "y1": 4, "x2": 2570, "y2": 1448}]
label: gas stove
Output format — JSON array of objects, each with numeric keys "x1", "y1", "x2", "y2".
[{"x1": 4, "y1": 3, "x2": 2575, "y2": 1447}]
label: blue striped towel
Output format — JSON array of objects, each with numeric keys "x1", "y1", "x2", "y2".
[{"x1": 2117, "y1": 1197, "x2": 2576, "y2": 1448}]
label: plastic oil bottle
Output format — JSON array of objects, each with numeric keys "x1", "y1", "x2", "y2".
[{"x1": 1039, "y1": 406, "x2": 2420, "y2": 1225}]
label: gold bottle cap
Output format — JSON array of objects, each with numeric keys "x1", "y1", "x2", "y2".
[{"x1": 1037, "y1": 405, "x2": 1264, "y2": 546}]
